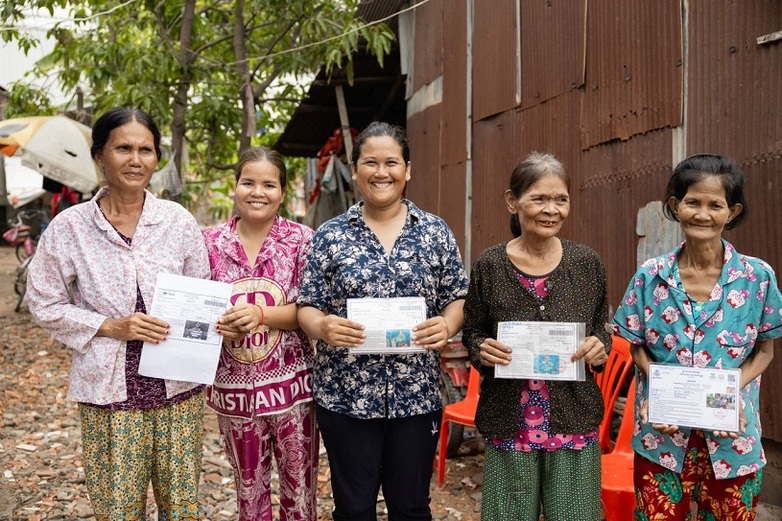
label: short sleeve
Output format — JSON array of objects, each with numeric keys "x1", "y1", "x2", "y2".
[
  {"x1": 756, "y1": 263, "x2": 782, "y2": 341},
  {"x1": 611, "y1": 268, "x2": 648, "y2": 345},
  {"x1": 297, "y1": 228, "x2": 332, "y2": 312},
  {"x1": 434, "y1": 224, "x2": 468, "y2": 312}
]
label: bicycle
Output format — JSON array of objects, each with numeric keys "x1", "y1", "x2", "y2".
[
  {"x1": 3, "y1": 208, "x2": 50, "y2": 262},
  {"x1": 14, "y1": 251, "x2": 33, "y2": 312}
]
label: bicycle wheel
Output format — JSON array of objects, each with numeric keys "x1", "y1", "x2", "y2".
[
  {"x1": 16, "y1": 242, "x2": 29, "y2": 263},
  {"x1": 15, "y1": 269, "x2": 28, "y2": 312},
  {"x1": 14, "y1": 256, "x2": 31, "y2": 309}
]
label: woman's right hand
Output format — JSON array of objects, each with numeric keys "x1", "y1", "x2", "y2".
[
  {"x1": 98, "y1": 312, "x2": 170, "y2": 343},
  {"x1": 478, "y1": 338, "x2": 512, "y2": 366},
  {"x1": 638, "y1": 398, "x2": 679, "y2": 435},
  {"x1": 317, "y1": 315, "x2": 366, "y2": 348}
]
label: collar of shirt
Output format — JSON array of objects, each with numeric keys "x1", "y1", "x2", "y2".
[
  {"x1": 656, "y1": 240, "x2": 748, "y2": 293},
  {"x1": 90, "y1": 186, "x2": 165, "y2": 242},
  {"x1": 218, "y1": 214, "x2": 289, "y2": 277},
  {"x1": 346, "y1": 199, "x2": 423, "y2": 228}
]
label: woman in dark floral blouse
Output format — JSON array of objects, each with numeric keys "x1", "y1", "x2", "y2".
[
  {"x1": 297, "y1": 122, "x2": 468, "y2": 520},
  {"x1": 463, "y1": 152, "x2": 610, "y2": 521}
]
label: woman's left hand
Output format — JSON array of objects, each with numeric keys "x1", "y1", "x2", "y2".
[
  {"x1": 217, "y1": 304, "x2": 263, "y2": 340},
  {"x1": 572, "y1": 335, "x2": 607, "y2": 367},
  {"x1": 713, "y1": 407, "x2": 748, "y2": 439},
  {"x1": 412, "y1": 316, "x2": 450, "y2": 351}
]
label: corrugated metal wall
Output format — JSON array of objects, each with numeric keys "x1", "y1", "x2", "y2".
[
  {"x1": 472, "y1": 0, "x2": 518, "y2": 120},
  {"x1": 406, "y1": 0, "x2": 469, "y2": 253},
  {"x1": 471, "y1": 111, "x2": 518, "y2": 249},
  {"x1": 581, "y1": 0, "x2": 683, "y2": 148},
  {"x1": 438, "y1": 0, "x2": 469, "y2": 250},
  {"x1": 686, "y1": 0, "x2": 782, "y2": 440},
  {"x1": 411, "y1": 0, "x2": 443, "y2": 91},
  {"x1": 403, "y1": 0, "x2": 782, "y2": 441},
  {"x1": 407, "y1": 106, "x2": 441, "y2": 215},
  {"x1": 519, "y1": 0, "x2": 586, "y2": 109}
]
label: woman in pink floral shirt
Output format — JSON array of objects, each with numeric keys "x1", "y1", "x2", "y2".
[
  {"x1": 202, "y1": 147, "x2": 317, "y2": 521},
  {"x1": 28, "y1": 107, "x2": 210, "y2": 520}
]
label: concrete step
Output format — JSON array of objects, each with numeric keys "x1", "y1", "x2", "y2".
[{"x1": 757, "y1": 503, "x2": 782, "y2": 521}]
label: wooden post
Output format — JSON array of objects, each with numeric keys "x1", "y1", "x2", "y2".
[{"x1": 335, "y1": 85, "x2": 355, "y2": 205}]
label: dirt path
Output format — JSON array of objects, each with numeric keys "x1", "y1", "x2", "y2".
[{"x1": 0, "y1": 245, "x2": 483, "y2": 520}]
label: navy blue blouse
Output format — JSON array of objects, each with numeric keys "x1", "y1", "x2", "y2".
[{"x1": 298, "y1": 200, "x2": 468, "y2": 419}]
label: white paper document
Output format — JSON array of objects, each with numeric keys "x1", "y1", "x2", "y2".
[
  {"x1": 346, "y1": 297, "x2": 427, "y2": 354},
  {"x1": 138, "y1": 273, "x2": 232, "y2": 385},
  {"x1": 494, "y1": 321, "x2": 586, "y2": 381},
  {"x1": 647, "y1": 364, "x2": 741, "y2": 432}
]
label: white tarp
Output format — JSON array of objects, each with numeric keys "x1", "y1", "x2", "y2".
[
  {"x1": 19, "y1": 116, "x2": 99, "y2": 194},
  {"x1": 3, "y1": 155, "x2": 46, "y2": 208}
]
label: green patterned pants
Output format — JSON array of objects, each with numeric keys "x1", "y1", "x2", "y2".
[{"x1": 482, "y1": 443, "x2": 602, "y2": 521}]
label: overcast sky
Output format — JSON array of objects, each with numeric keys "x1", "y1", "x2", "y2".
[{"x1": 1, "y1": 9, "x2": 71, "y2": 106}]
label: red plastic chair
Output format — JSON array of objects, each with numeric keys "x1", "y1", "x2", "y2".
[
  {"x1": 601, "y1": 377, "x2": 637, "y2": 520},
  {"x1": 596, "y1": 335, "x2": 634, "y2": 453},
  {"x1": 436, "y1": 365, "x2": 480, "y2": 488}
]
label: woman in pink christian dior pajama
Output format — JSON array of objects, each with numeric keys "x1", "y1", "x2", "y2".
[{"x1": 203, "y1": 147, "x2": 317, "y2": 520}]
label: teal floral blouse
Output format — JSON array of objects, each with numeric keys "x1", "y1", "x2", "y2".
[{"x1": 613, "y1": 240, "x2": 782, "y2": 480}]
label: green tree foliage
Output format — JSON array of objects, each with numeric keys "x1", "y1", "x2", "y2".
[{"x1": 2, "y1": 0, "x2": 394, "y2": 217}]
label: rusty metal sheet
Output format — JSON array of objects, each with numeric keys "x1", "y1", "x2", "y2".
[
  {"x1": 516, "y1": 95, "x2": 673, "y2": 308},
  {"x1": 439, "y1": 161, "x2": 468, "y2": 254},
  {"x1": 472, "y1": 0, "x2": 519, "y2": 121},
  {"x1": 412, "y1": 0, "x2": 443, "y2": 92},
  {"x1": 580, "y1": 129, "x2": 673, "y2": 309},
  {"x1": 406, "y1": 105, "x2": 442, "y2": 216},
  {"x1": 441, "y1": 0, "x2": 468, "y2": 164},
  {"x1": 520, "y1": 0, "x2": 586, "y2": 109},
  {"x1": 470, "y1": 111, "x2": 519, "y2": 261},
  {"x1": 581, "y1": 0, "x2": 682, "y2": 148},
  {"x1": 686, "y1": 0, "x2": 782, "y2": 265},
  {"x1": 516, "y1": 90, "x2": 584, "y2": 198}
]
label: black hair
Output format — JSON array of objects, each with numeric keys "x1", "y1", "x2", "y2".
[
  {"x1": 350, "y1": 121, "x2": 410, "y2": 165},
  {"x1": 91, "y1": 107, "x2": 162, "y2": 161},
  {"x1": 508, "y1": 152, "x2": 570, "y2": 237},
  {"x1": 663, "y1": 153, "x2": 747, "y2": 230},
  {"x1": 234, "y1": 147, "x2": 287, "y2": 189}
]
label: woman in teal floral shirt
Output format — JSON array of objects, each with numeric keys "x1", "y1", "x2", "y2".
[{"x1": 613, "y1": 154, "x2": 782, "y2": 520}]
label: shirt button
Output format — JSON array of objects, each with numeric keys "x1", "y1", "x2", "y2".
[{"x1": 540, "y1": 305, "x2": 545, "y2": 311}]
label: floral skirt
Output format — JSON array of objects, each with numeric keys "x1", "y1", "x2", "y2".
[{"x1": 634, "y1": 430, "x2": 762, "y2": 521}]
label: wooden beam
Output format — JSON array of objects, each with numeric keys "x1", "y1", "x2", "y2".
[
  {"x1": 335, "y1": 85, "x2": 353, "y2": 162},
  {"x1": 312, "y1": 76, "x2": 397, "y2": 87},
  {"x1": 757, "y1": 30, "x2": 782, "y2": 45}
]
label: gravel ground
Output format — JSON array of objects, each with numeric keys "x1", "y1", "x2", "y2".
[{"x1": 0, "y1": 246, "x2": 484, "y2": 520}]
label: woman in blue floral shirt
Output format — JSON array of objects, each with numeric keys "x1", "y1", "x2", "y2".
[
  {"x1": 297, "y1": 122, "x2": 468, "y2": 520},
  {"x1": 613, "y1": 154, "x2": 782, "y2": 520}
]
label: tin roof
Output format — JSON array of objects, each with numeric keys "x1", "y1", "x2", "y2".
[{"x1": 274, "y1": 0, "x2": 407, "y2": 157}]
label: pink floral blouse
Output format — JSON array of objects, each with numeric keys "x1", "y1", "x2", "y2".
[{"x1": 27, "y1": 187, "x2": 210, "y2": 405}]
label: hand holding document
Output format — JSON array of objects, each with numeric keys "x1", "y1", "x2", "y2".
[
  {"x1": 138, "y1": 273, "x2": 233, "y2": 385},
  {"x1": 346, "y1": 297, "x2": 427, "y2": 354},
  {"x1": 647, "y1": 364, "x2": 741, "y2": 433},
  {"x1": 494, "y1": 321, "x2": 586, "y2": 381}
]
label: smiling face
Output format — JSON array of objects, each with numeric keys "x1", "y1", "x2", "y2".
[
  {"x1": 668, "y1": 174, "x2": 742, "y2": 243},
  {"x1": 506, "y1": 173, "x2": 570, "y2": 241},
  {"x1": 95, "y1": 121, "x2": 158, "y2": 195},
  {"x1": 352, "y1": 135, "x2": 411, "y2": 210},
  {"x1": 234, "y1": 159, "x2": 285, "y2": 225}
]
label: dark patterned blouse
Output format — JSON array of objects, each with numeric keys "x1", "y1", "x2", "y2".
[{"x1": 298, "y1": 200, "x2": 468, "y2": 420}]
